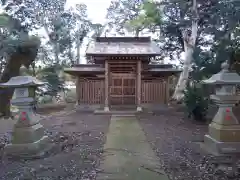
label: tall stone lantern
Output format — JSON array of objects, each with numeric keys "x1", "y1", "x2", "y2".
[
  {"x1": 202, "y1": 62, "x2": 240, "y2": 154},
  {"x1": 0, "y1": 76, "x2": 50, "y2": 158}
]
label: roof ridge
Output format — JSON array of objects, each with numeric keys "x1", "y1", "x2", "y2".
[{"x1": 95, "y1": 36, "x2": 151, "y2": 43}]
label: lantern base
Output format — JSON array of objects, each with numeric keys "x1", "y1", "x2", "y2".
[
  {"x1": 203, "y1": 134, "x2": 240, "y2": 154},
  {"x1": 104, "y1": 106, "x2": 110, "y2": 112},
  {"x1": 208, "y1": 123, "x2": 240, "y2": 142},
  {"x1": 136, "y1": 106, "x2": 143, "y2": 112},
  {"x1": 11, "y1": 123, "x2": 45, "y2": 144},
  {"x1": 4, "y1": 135, "x2": 51, "y2": 159}
]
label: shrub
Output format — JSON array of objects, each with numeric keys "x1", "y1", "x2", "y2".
[
  {"x1": 169, "y1": 87, "x2": 175, "y2": 97},
  {"x1": 184, "y1": 81, "x2": 209, "y2": 121}
]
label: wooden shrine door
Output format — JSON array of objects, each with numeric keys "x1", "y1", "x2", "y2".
[{"x1": 110, "y1": 73, "x2": 136, "y2": 105}]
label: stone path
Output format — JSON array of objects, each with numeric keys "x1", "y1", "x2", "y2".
[{"x1": 97, "y1": 115, "x2": 169, "y2": 180}]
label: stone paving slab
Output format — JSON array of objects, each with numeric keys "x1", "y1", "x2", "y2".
[{"x1": 97, "y1": 115, "x2": 169, "y2": 180}]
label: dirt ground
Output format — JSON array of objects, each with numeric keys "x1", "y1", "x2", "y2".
[
  {"x1": 138, "y1": 108, "x2": 240, "y2": 180},
  {"x1": 0, "y1": 109, "x2": 111, "y2": 180},
  {"x1": 1, "y1": 104, "x2": 240, "y2": 180}
]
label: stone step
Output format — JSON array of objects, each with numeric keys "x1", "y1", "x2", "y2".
[
  {"x1": 113, "y1": 114, "x2": 136, "y2": 117},
  {"x1": 94, "y1": 110, "x2": 137, "y2": 115},
  {"x1": 94, "y1": 108, "x2": 154, "y2": 115}
]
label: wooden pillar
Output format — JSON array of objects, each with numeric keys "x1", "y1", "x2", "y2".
[
  {"x1": 137, "y1": 60, "x2": 142, "y2": 111},
  {"x1": 75, "y1": 76, "x2": 79, "y2": 106},
  {"x1": 104, "y1": 59, "x2": 110, "y2": 111},
  {"x1": 166, "y1": 77, "x2": 170, "y2": 104}
]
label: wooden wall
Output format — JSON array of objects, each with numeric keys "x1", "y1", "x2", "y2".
[
  {"x1": 77, "y1": 78, "x2": 105, "y2": 104},
  {"x1": 141, "y1": 79, "x2": 168, "y2": 104},
  {"x1": 76, "y1": 77, "x2": 170, "y2": 105}
]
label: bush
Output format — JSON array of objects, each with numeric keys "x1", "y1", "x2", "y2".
[
  {"x1": 184, "y1": 81, "x2": 209, "y2": 121},
  {"x1": 65, "y1": 88, "x2": 76, "y2": 103},
  {"x1": 169, "y1": 87, "x2": 175, "y2": 97}
]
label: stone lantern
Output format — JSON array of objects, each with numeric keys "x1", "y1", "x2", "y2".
[
  {"x1": 202, "y1": 62, "x2": 240, "y2": 154},
  {"x1": 0, "y1": 76, "x2": 50, "y2": 158}
]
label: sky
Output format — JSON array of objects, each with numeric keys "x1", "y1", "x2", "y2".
[
  {"x1": 65, "y1": 0, "x2": 112, "y2": 64},
  {"x1": 66, "y1": 0, "x2": 111, "y2": 24}
]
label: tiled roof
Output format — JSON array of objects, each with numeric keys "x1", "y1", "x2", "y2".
[
  {"x1": 64, "y1": 64, "x2": 104, "y2": 76},
  {"x1": 86, "y1": 37, "x2": 161, "y2": 56},
  {"x1": 64, "y1": 66, "x2": 104, "y2": 73},
  {"x1": 64, "y1": 66, "x2": 181, "y2": 75}
]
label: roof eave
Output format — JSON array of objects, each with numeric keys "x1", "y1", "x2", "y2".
[
  {"x1": 143, "y1": 69, "x2": 182, "y2": 74},
  {"x1": 85, "y1": 53, "x2": 161, "y2": 57},
  {"x1": 64, "y1": 68, "x2": 104, "y2": 76}
]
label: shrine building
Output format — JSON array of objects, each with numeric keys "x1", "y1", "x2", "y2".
[{"x1": 64, "y1": 37, "x2": 181, "y2": 112}]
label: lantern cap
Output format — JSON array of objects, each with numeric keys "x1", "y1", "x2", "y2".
[
  {"x1": 202, "y1": 61, "x2": 240, "y2": 85},
  {"x1": 0, "y1": 76, "x2": 44, "y2": 88}
]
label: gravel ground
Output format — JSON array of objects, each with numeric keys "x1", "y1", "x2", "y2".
[
  {"x1": 0, "y1": 110, "x2": 111, "y2": 180},
  {"x1": 138, "y1": 109, "x2": 240, "y2": 180},
  {"x1": 2, "y1": 104, "x2": 240, "y2": 180}
]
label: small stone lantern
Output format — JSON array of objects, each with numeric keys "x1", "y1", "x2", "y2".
[
  {"x1": 202, "y1": 62, "x2": 240, "y2": 154},
  {"x1": 0, "y1": 76, "x2": 50, "y2": 158}
]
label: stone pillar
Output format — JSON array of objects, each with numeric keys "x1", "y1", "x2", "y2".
[
  {"x1": 104, "y1": 59, "x2": 109, "y2": 111},
  {"x1": 137, "y1": 60, "x2": 142, "y2": 112}
]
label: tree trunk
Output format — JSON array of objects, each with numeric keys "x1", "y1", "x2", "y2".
[
  {"x1": 0, "y1": 56, "x2": 21, "y2": 117},
  {"x1": 54, "y1": 43, "x2": 59, "y2": 64},
  {"x1": 172, "y1": 0, "x2": 198, "y2": 102},
  {"x1": 76, "y1": 41, "x2": 81, "y2": 64},
  {"x1": 0, "y1": 54, "x2": 26, "y2": 117},
  {"x1": 0, "y1": 47, "x2": 39, "y2": 117},
  {"x1": 31, "y1": 62, "x2": 36, "y2": 76},
  {"x1": 41, "y1": 17, "x2": 60, "y2": 64},
  {"x1": 172, "y1": 44, "x2": 195, "y2": 101},
  {"x1": 135, "y1": 28, "x2": 140, "y2": 37},
  {"x1": 68, "y1": 42, "x2": 74, "y2": 65}
]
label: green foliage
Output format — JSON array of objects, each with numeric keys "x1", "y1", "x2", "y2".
[
  {"x1": 1, "y1": 0, "x2": 92, "y2": 66},
  {"x1": 0, "y1": 14, "x2": 10, "y2": 27},
  {"x1": 0, "y1": 0, "x2": 102, "y2": 67},
  {"x1": 138, "y1": 0, "x2": 240, "y2": 61},
  {"x1": 142, "y1": 1, "x2": 162, "y2": 26},
  {"x1": 90, "y1": 23, "x2": 104, "y2": 38},
  {"x1": 106, "y1": 0, "x2": 147, "y2": 36},
  {"x1": 37, "y1": 65, "x2": 65, "y2": 96},
  {"x1": 20, "y1": 64, "x2": 67, "y2": 103},
  {"x1": 0, "y1": 13, "x2": 39, "y2": 54},
  {"x1": 191, "y1": 47, "x2": 221, "y2": 79},
  {"x1": 184, "y1": 82, "x2": 209, "y2": 121},
  {"x1": 125, "y1": 1, "x2": 162, "y2": 34}
]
